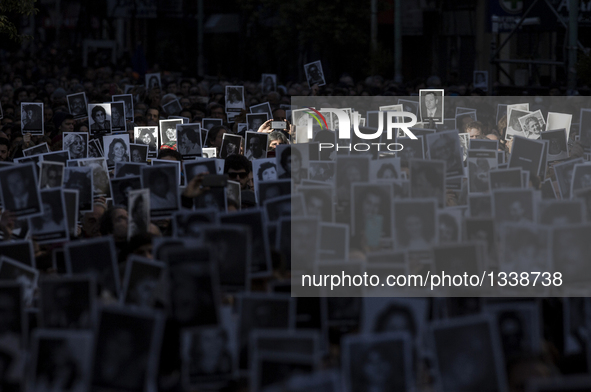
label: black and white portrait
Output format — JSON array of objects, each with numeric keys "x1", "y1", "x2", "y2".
[
  {"x1": 111, "y1": 175, "x2": 141, "y2": 208},
  {"x1": 300, "y1": 186, "x2": 333, "y2": 222},
  {"x1": 39, "y1": 276, "x2": 94, "y2": 329},
  {"x1": 541, "y1": 128, "x2": 569, "y2": 161},
  {"x1": 258, "y1": 179, "x2": 291, "y2": 206},
  {"x1": 552, "y1": 225, "x2": 591, "y2": 285},
  {"x1": 134, "y1": 126, "x2": 158, "y2": 155},
  {"x1": 505, "y1": 105, "x2": 530, "y2": 139},
  {"x1": 438, "y1": 210, "x2": 462, "y2": 243},
  {"x1": 23, "y1": 142, "x2": 49, "y2": 157},
  {"x1": 554, "y1": 158, "x2": 584, "y2": 199},
  {"x1": 88, "y1": 103, "x2": 112, "y2": 136},
  {"x1": 162, "y1": 99, "x2": 182, "y2": 116},
  {"x1": 517, "y1": 110, "x2": 545, "y2": 139},
  {"x1": 246, "y1": 113, "x2": 269, "y2": 134},
  {"x1": 393, "y1": 199, "x2": 437, "y2": 250},
  {"x1": 432, "y1": 317, "x2": 506, "y2": 392},
  {"x1": 352, "y1": 184, "x2": 392, "y2": 245},
  {"x1": 419, "y1": 89, "x2": 444, "y2": 124},
  {"x1": 308, "y1": 161, "x2": 334, "y2": 182},
  {"x1": 63, "y1": 167, "x2": 93, "y2": 212},
  {"x1": 468, "y1": 194, "x2": 492, "y2": 218},
  {"x1": 202, "y1": 118, "x2": 223, "y2": 132},
  {"x1": 112, "y1": 94, "x2": 134, "y2": 121},
  {"x1": 177, "y1": 124, "x2": 202, "y2": 158},
  {"x1": 253, "y1": 157, "x2": 277, "y2": 193},
  {"x1": 63, "y1": 132, "x2": 88, "y2": 160},
  {"x1": 145, "y1": 72, "x2": 161, "y2": 91},
  {"x1": 220, "y1": 133, "x2": 242, "y2": 159},
  {"x1": 141, "y1": 165, "x2": 179, "y2": 217},
  {"x1": 244, "y1": 131, "x2": 268, "y2": 161},
  {"x1": 88, "y1": 139, "x2": 103, "y2": 158},
  {"x1": 468, "y1": 150, "x2": 497, "y2": 193},
  {"x1": 0, "y1": 256, "x2": 39, "y2": 306},
  {"x1": 500, "y1": 223, "x2": 548, "y2": 274},
  {"x1": 546, "y1": 112, "x2": 573, "y2": 137},
  {"x1": 410, "y1": 159, "x2": 446, "y2": 206},
  {"x1": 226, "y1": 86, "x2": 245, "y2": 111},
  {"x1": 0, "y1": 283, "x2": 24, "y2": 346},
  {"x1": 473, "y1": 70, "x2": 488, "y2": 91},
  {"x1": 159, "y1": 119, "x2": 182, "y2": 149},
  {"x1": 122, "y1": 256, "x2": 165, "y2": 308},
  {"x1": 21, "y1": 102, "x2": 44, "y2": 134},
  {"x1": 304, "y1": 61, "x2": 326, "y2": 87},
  {"x1": 492, "y1": 188, "x2": 535, "y2": 224},
  {"x1": 39, "y1": 161, "x2": 64, "y2": 189},
  {"x1": 103, "y1": 135, "x2": 130, "y2": 168},
  {"x1": 30, "y1": 189, "x2": 68, "y2": 243},
  {"x1": 129, "y1": 143, "x2": 148, "y2": 163},
  {"x1": 128, "y1": 188, "x2": 150, "y2": 238},
  {"x1": 220, "y1": 209, "x2": 271, "y2": 276},
  {"x1": 427, "y1": 131, "x2": 463, "y2": 176},
  {"x1": 261, "y1": 74, "x2": 277, "y2": 94},
  {"x1": 64, "y1": 237, "x2": 120, "y2": 297},
  {"x1": 110, "y1": 101, "x2": 126, "y2": 132},
  {"x1": 508, "y1": 136, "x2": 545, "y2": 176},
  {"x1": 489, "y1": 168, "x2": 522, "y2": 190},
  {"x1": 28, "y1": 330, "x2": 93, "y2": 392},
  {"x1": 181, "y1": 325, "x2": 235, "y2": 388},
  {"x1": 92, "y1": 307, "x2": 162, "y2": 391},
  {"x1": 571, "y1": 163, "x2": 591, "y2": 195},
  {"x1": 77, "y1": 158, "x2": 111, "y2": 198},
  {"x1": 342, "y1": 332, "x2": 412, "y2": 392},
  {"x1": 0, "y1": 163, "x2": 42, "y2": 218},
  {"x1": 67, "y1": 92, "x2": 88, "y2": 119},
  {"x1": 396, "y1": 137, "x2": 424, "y2": 168},
  {"x1": 335, "y1": 156, "x2": 370, "y2": 204},
  {"x1": 194, "y1": 188, "x2": 227, "y2": 212},
  {"x1": 249, "y1": 102, "x2": 273, "y2": 118},
  {"x1": 370, "y1": 158, "x2": 401, "y2": 180},
  {"x1": 167, "y1": 249, "x2": 220, "y2": 327}
]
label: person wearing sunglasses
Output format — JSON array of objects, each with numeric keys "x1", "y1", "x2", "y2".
[{"x1": 224, "y1": 154, "x2": 252, "y2": 190}]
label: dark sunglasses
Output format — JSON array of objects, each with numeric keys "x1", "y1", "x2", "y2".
[{"x1": 227, "y1": 171, "x2": 248, "y2": 179}]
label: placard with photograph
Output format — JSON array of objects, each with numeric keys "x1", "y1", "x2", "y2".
[
  {"x1": 67, "y1": 92, "x2": 88, "y2": 119},
  {"x1": 21, "y1": 102, "x2": 44, "y2": 134}
]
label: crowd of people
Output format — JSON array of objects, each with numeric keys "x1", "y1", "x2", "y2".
[{"x1": 1, "y1": 44, "x2": 591, "y2": 392}]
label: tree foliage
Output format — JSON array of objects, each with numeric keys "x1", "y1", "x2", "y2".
[{"x1": 0, "y1": 0, "x2": 37, "y2": 42}]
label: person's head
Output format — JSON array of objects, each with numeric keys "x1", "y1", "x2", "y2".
[
  {"x1": 165, "y1": 126, "x2": 176, "y2": 142},
  {"x1": 91, "y1": 105, "x2": 107, "y2": 125},
  {"x1": 424, "y1": 92, "x2": 438, "y2": 110},
  {"x1": 149, "y1": 169, "x2": 169, "y2": 197},
  {"x1": 209, "y1": 103, "x2": 224, "y2": 119},
  {"x1": 157, "y1": 149, "x2": 182, "y2": 162},
  {"x1": 0, "y1": 138, "x2": 10, "y2": 161},
  {"x1": 131, "y1": 148, "x2": 143, "y2": 162},
  {"x1": 7, "y1": 170, "x2": 27, "y2": 195},
  {"x1": 82, "y1": 202, "x2": 106, "y2": 238},
  {"x1": 225, "y1": 154, "x2": 251, "y2": 190},
  {"x1": 250, "y1": 118, "x2": 264, "y2": 132},
  {"x1": 181, "y1": 128, "x2": 200, "y2": 146},
  {"x1": 257, "y1": 162, "x2": 277, "y2": 181},
  {"x1": 139, "y1": 128, "x2": 154, "y2": 145},
  {"x1": 361, "y1": 189, "x2": 382, "y2": 216},
  {"x1": 524, "y1": 116, "x2": 542, "y2": 136},
  {"x1": 108, "y1": 138, "x2": 127, "y2": 161},
  {"x1": 405, "y1": 214, "x2": 423, "y2": 238},
  {"x1": 112, "y1": 105, "x2": 122, "y2": 122},
  {"x1": 70, "y1": 95, "x2": 85, "y2": 114},
  {"x1": 146, "y1": 108, "x2": 159, "y2": 123},
  {"x1": 53, "y1": 112, "x2": 75, "y2": 133},
  {"x1": 64, "y1": 133, "x2": 86, "y2": 156},
  {"x1": 206, "y1": 125, "x2": 227, "y2": 149},
  {"x1": 466, "y1": 121, "x2": 485, "y2": 139},
  {"x1": 224, "y1": 140, "x2": 238, "y2": 156},
  {"x1": 377, "y1": 163, "x2": 398, "y2": 179},
  {"x1": 268, "y1": 131, "x2": 288, "y2": 150}
]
